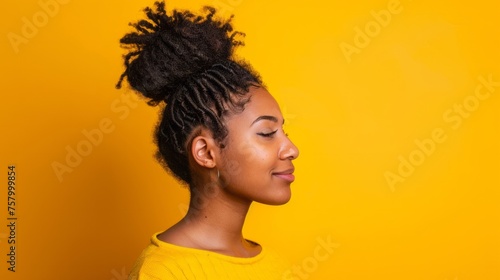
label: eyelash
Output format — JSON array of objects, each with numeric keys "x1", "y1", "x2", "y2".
[{"x1": 257, "y1": 130, "x2": 278, "y2": 138}]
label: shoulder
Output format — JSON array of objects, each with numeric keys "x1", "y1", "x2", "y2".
[
  {"x1": 128, "y1": 233, "x2": 292, "y2": 279},
  {"x1": 128, "y1": 233, "x2": 198, "y2": 280},
  {"x1": 257, "y1": 246, "x2": 292, "y2": 274}
]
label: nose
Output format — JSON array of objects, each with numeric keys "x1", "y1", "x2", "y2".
[{"x1": 279, "y1": 136, "x2": 299, "y2": 160}]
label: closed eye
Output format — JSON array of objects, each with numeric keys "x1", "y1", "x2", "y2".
[{"x1": 257, "y1": 130, "x2": 278, "y2": 138}]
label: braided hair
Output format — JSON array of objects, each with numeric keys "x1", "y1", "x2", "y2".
[{"x1": 116, "y1": 1, "x2": 262, "y2": 186}]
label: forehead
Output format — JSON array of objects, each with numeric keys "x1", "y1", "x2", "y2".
[{"x1": 227, "y1": 87, "x2": 282, "y2": 125}]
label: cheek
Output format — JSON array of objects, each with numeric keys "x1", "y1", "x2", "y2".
[
  {"x1": 222, "y1": 133, "x2": 279, "y2": 177},
  {"x1": 234, "y1": 139, "x2": 260, "y2": 163},
  {"x1": 226, "y1": 142, "x2": 275, "y2": 174},
  {"x1": 224, "y1": 159, "x2": 242, "y2": 178}
]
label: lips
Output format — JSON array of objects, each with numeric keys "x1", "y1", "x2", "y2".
[{"x1": 272, "y1": 168, "x2": 295, "y2": 183}]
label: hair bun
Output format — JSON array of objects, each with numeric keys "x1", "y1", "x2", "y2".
[{"x1": 116, "y1": 1, "x2": 244, "y2": 105}]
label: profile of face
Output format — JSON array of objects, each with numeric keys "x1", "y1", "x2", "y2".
[{"x1": 214, "y1": 86, "x2": 299, "y2": 205}]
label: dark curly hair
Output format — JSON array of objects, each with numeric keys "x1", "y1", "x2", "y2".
[{"x1": 116, "y1": 1, "x2": 262, "y2": 186}]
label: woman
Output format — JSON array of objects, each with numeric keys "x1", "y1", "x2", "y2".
[{"x1": 116, "y1": 1, "x2": 299, "y2": 279}]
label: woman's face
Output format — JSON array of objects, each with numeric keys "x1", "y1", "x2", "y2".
[{"x1": 217, "y1": 86, "x2": 299, "y2": 205}]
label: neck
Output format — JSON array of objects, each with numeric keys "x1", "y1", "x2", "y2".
[
  {"x1": 158, "y1": 173, "x2": 262, "y2": 257},
  {"x1": 180, "y1": 186, "x2": 253, "y2": 253}
]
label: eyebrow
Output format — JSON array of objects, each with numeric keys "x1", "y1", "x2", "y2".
[{"x1": 250, "y1": 115, "x2": 284, "y2": 126}]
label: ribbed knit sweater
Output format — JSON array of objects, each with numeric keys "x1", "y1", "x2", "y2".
[{"x1": 128, "y1": 233, "x2": 290, "y2": 280}]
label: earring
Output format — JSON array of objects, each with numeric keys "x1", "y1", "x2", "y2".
[{"x1": 217, "y1": 169, "x2": 220, "y2": 180}]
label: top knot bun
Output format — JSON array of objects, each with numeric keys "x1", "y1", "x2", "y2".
[{"x1": 116, "y1": 1, "x2": 244, "y2": 105}]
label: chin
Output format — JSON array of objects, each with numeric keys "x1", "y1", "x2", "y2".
[{"x1": 258, "y1": 190, "x2": 292, "y2": 206}]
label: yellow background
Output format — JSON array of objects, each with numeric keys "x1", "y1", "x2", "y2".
[{"x1": 1, "y1": 0, "x2": 499, "y2": 279}]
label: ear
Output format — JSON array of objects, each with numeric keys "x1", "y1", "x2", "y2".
[{"x1": 190, "y1": 131, "x2": 217, "y2": 168}]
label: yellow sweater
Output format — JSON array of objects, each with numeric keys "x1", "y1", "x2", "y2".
[{"x1": 128, "y1": 233, "x2": 291, "y2": 280}]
